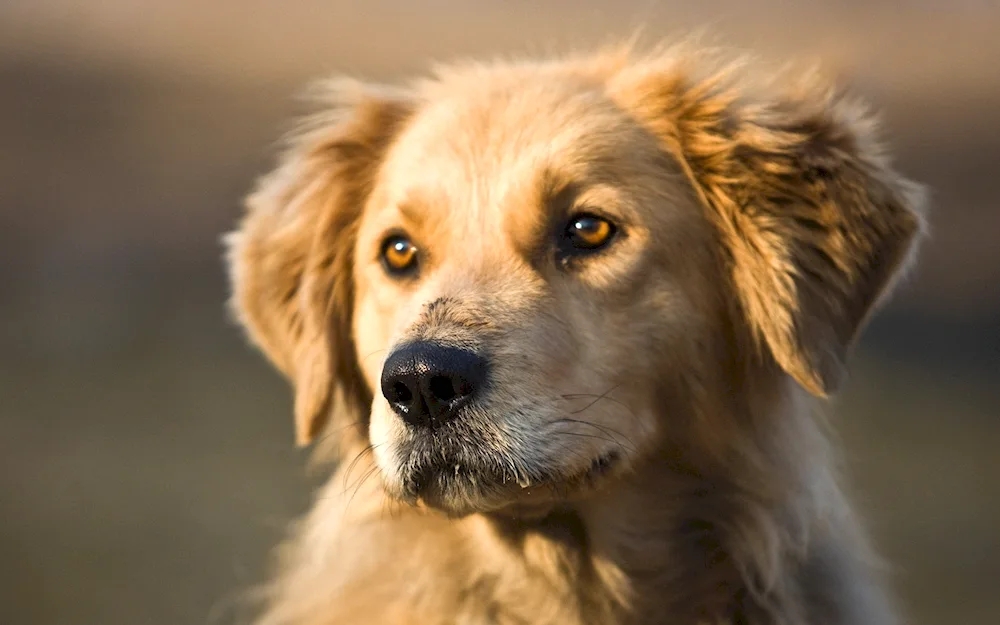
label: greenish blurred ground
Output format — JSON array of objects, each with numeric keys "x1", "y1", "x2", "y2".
[{"x1": 0, "y1": 3, "x2": 997, "y2": 624}]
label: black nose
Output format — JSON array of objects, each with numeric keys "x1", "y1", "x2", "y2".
[{"x1": 380, "y1": 342, "x2": 488, "y2": 428}]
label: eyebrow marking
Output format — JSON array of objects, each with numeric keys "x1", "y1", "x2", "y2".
[
  {"x1": 547, "y1": 179, "x2": 581, "y2": 219},
  {"x1": 396, "y1": 192, "x2": 430, "y2": 228},
  {"x1": 508, "y1": 169, "x2": 582, "y2": 268}
]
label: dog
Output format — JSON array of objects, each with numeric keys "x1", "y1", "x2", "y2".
[{"x1": 225, "y1": 41, "x2": 926, "y2": 625}]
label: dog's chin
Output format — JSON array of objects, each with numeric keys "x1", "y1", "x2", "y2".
[{"x1": 383, "y1": 449, "x2": 624, "y2": 519}]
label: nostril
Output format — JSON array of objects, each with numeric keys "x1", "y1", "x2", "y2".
[
  {"x1": 428, "y1": 375, "x2": 457, "y2": 403},
  {"x1": 390, "y1": 381, "x2": 413, "y2": 404}
]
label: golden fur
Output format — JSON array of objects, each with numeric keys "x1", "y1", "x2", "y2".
[{"x1": 225, "y1": 42, "x2": 926, "y2": 624}]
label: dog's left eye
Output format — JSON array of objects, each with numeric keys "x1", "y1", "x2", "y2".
[
  {"x1": 563, "y1": 214, "x2": 617, "y2": 252},
  {"x1": 381, "y1": 235, "x2": 419, "y2": 276}
]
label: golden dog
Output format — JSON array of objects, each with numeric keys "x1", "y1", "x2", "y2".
[{"x1": 226, "y1": 42, "x2": 926, "y2": 624}]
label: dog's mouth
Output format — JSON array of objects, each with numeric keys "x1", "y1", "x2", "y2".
[
  {"x1": 393, "y1": 446, "x2": 623, "y2": 515},
  {"x1": 582, "y1": 450, "x2": 621, "y2": 479}
]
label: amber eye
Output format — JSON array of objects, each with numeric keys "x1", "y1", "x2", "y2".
[
  {"x1": 564, "y1": 214, "x2": 616, "y2": 251},
  {"x1": 381, "y1": 235, "x2": 419, "y2": 275}
]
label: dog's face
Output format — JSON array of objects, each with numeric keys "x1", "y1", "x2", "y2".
[
  {"x1": 228, "y1": 48, "x2": 924, "y2": 517},
  {"x1": 354, "y1": 74, "x2": 718, "y2": 514}
]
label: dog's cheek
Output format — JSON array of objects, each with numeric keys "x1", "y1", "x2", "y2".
[
  {"x1": 567, "y1": 284, "x2": 696, "y2": 445},
  {"x1": 369, "y1": 400, "x2": 407, "y2": 487},
  {"x1": 352, "y1": 288, "x2": 393, "y2": 387}
]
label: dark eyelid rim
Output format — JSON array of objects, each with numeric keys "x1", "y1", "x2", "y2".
[
  {"x1": 563, "y1": 210, "x2": 621, "y2": 247},
  {"x1": 542, "y1": 179, "x2": 627, "y2": 269},
  {"x1": 378, "y1": 229, "x2": 421, "y2": 277},
  {"x1": 545, "y1": 178, "x2": 629, "y2": 228},
  {"x1": 554, "y1": 211, "x2": 623, "y2": 269},
  {"x1": 377, "y1": 229, "x2": 413, "y2": 258},
  {"x1": 567, "y1": 210, "x2": 616, "y2": 231}
]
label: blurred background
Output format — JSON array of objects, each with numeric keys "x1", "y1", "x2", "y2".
[{"x1": 1, "y1": 2, "x2": 997, "y2": 624}]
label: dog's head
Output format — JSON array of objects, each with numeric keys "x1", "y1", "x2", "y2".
[{"x1": 227, "y1": 47, "x2": 924, "y2": 517}]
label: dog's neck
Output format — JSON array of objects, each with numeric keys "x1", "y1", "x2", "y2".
[{"x1": 474, "y1": 459, "x2": 756, "y2": 622}]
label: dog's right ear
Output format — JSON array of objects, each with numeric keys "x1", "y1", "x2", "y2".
[
  {"x1": 226, "y1": 79, "x2": 412, "y2": 448},
  {"x1": 608, "y1": 51, "x2": 925, "y2": 397}
]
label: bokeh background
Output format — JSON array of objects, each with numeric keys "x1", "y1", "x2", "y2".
[{"x1": 1, "y1": 2, "x2": 997, "y2": 624}]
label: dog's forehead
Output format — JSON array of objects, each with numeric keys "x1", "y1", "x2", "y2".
[{"x1": 376, "y1": 73, "x2": 644, "y2": 233}]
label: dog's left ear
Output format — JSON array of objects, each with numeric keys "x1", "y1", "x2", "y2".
[
  {"x1": 226, "y1": 79, "x2": 413, "y2": 447},
  {"x1": 612, "y1": 59, "x2": 927, "y2": 395}
]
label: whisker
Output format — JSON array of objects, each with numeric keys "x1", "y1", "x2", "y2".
[
  {"x1": 341, "y1": 443, "x2": 377, "y2": 496},
  {"x1": 550, "y1": 438, "x2": 597, "y2": 467},
  {"x1": 552, "y1": 429, "x2": 616, "y2": 446},
  {"x1": 558, "y1": 385, "x2": 655, "y2": 438},
  {"x1": 362, "y1": 348, "x2": 388, "y2": 365},
  {"x1": 551, "y1": 430, "x2": 637, "y2": 463},
  {"x1": 313, "y1": 418, "x2": 366, "y2": 447},
  {"x1": 575, "y1": 391, "x2": 617, "y2": 415},
  {"x1": 346, "y1": 463, "x2": 382, "y2": 516},
  {"x1": 550, "y1": 417, "x2": 639, "y2": 455},
  {"x1": 560, "y1": 393, "x2": 636, "y2": 417}
]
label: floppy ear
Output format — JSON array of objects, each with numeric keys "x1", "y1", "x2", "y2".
[
  {"x1": 613, "y1": 57, "x2": 926, "y2": 395},
  {"x1": 226, "y1": 79, "x2": 412, "y2": 447}
]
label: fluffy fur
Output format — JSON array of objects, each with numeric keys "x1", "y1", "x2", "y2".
[{"x1": 225, "y1": 42, "x2": 926, "y2": 625}]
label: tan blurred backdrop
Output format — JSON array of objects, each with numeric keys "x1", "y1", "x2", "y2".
[{"x1": 1, "y1": 2, "x2": 997, "y2": 625}]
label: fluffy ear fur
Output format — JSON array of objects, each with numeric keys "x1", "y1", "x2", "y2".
[
  {"x1": 226, "y1": 79, "x2": 412, "y2": 447},
  {"x1": 611, "y1": 54, "x2": 926, "y2": 395}
]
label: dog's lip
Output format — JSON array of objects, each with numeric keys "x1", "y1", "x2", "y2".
[
  {"x1": 412, "y1": 449, "x2": 620, "y2": 484},
  {"x1": 392, "y1": 437, "x2": 625, "y2": 511},
  {"x1": 547, "y1": 448, "x2": 621, "y2": 487},
  {"x1": 585, "y1": 449, "x2": 620, "y2": 477},
  {"x1": 522, "y1": 449, "x2": 622, "y2": 487},
  {"x1": 403, "y1": 449, "x2": 623, "y2": 499}
]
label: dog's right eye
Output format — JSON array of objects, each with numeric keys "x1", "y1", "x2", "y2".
[
  {"x1": 381, "y1": 235, "x2": 419, "y2": 276},
  {"x1": 565, "y1": 214, "x2": 615, "y2": 250},
  {"x1": 558, "y1": 213, "x2": 618, "y2": 261}
]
